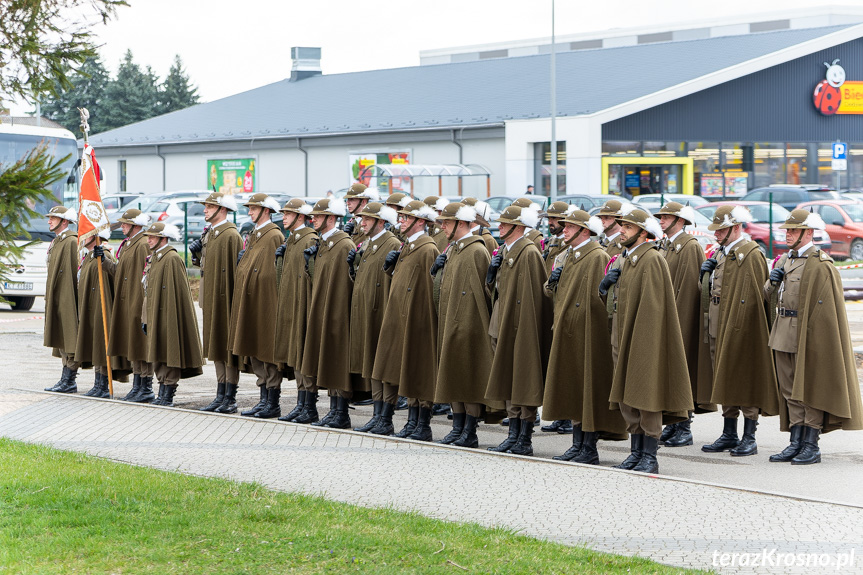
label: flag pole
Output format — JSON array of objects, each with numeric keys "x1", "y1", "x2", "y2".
[{"x1": 78, "y1": 108, "x2": 114, "y2": 397}]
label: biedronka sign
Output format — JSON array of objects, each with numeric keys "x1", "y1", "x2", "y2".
[{"x1": 813, "y1": 59, "x2": 863, "y2": 115}]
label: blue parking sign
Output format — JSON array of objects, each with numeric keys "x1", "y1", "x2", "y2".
[{"x1": 833, "y1": 142, "x2": 847, "y2": 160}]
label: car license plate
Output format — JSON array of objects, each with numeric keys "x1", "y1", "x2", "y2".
[{"x1": 3, "y1": 282, "x2": 33, "y2": 291}]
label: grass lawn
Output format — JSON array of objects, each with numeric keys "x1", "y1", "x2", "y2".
[{"x1": 0, "y1": 439, "x2": 702, "y2": 574}]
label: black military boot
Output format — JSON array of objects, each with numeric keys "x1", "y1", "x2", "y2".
[
  {"x1": 162, "y1": 385, "x2": 177, "y2": 407},
  {"x1": 311, "y1": 395, "x2": 338, "y2": 427},
  {"x1": 508, "y1": 419, "x2": 535, "y2": 456},
  {"x1": 541, "y1": 419, "x2": 571, "y2": 433},
  {"x1": 279, "y1": 390, "x2": 307, "y2": 422},
  {"x1": 615, "y1": 435, "x2": 644, "y2": 469},
  {"x1": 395, "y1": 396, "x2": 408, "y2": 410},
  {"x1": 394, "y1": 405, "x2": 419, "y2": 438},
  {"x1": 354, "y1": 400, "x2": 382, "y2": 432},
  {"x1": 730, "y1": 418, "x2": 758, "y2": 456},
  {"x1": 769, "y1": 425, "x2": 804, "y2": 462},
  {"x1": 369, "y1": 402, "x2": 395, "y2": 435},
  {"x1": 133, "y1": 376, "x2": 155, "y2": 403},
  {"x1": 215, "y1": 384, "x2": 238, "y2": 413},
  {"x1": 659, "y1": 423, "x2": 678, "y2": 444},
  {"x1": 83, "y1": 371, "x2": 102, "y2": 397},
  {"x1": 572, "y1": 432, "x2": 600, "y2": 465},
  {"x1": 453, "y1": 415, "x2": 479, "y2": 448},
  {"x1": 633, "y1": 436, "x2": 659, "y2": 473},
  {"x1": 791, "y1": 426, "x2": 821, "y2": 465},
  {"x1": 241, "y1": 385, "x2": 268, "y2": 417},
  {"x1": 152, "y1": 383, "x2": 166, "y2": 406},
  {"x1": 408, "y1": 407, "x2": 433, "y2": 442},
  {"x1": 255, "y1": 387, "x2": 282, "y2": 419},
  {"x1": 93, "y1": 372, "x2": 110, "y2": 399},
  {"x1": 55, "y1": 368, "x2": 79, "y2": 394},
  {"x1": 432, "y1": 403, "x2": 450, "y2": 417},
  {"x1": 664, "y1": 416, "x2": 693, "y2": 447},
  {"x1": 325, "y1": 396, "x2": 352, "y2": 429},
  {"x1": 46, "y1": 367, "x2": 70, "y2": 392},
  {"x1": 553, "y1": 424, "x2": 584, "y2": 461},
  {"x1": 499, "y1": 418, "x2": 510, "y2": 427},
  {"x1": 438, "y1": 412, "x2": 465, "y2": 444},
  {"x1": 122, "y1": 374, "x2": 142, "y2": 401},
  {"x1": 200, "y1": 382, "x2": 226, "y2": 412},
  {"x1": 701, "y1": 417, "x2": 739, "y2": 452},
  {"x1": 489, "y1": 418, "x2": 520, "y2": 452},
  {"x1": 294, "y1": 391, "x2": 320, "y2": 424}
]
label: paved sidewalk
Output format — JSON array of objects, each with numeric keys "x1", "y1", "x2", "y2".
[{"x1": 2, "y1": 389, "x2": 862, "y2": 574}]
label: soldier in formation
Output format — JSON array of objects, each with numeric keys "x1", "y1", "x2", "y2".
[{"x1": 43, "y1": 193, "x2": 863, "y2": 467}]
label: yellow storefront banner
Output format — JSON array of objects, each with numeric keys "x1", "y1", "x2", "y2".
[{"x1": 838, "y1": 82, "x2": 863, "y2": 114}]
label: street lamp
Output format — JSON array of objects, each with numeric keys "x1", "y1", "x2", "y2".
[{"x1": 550, "y1": 0, "x2": 558, "y2": 202}]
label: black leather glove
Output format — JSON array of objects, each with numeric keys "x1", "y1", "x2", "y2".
[
  {"x1": 303, "y1": 244, "x2": 318, "y2": 266},
  {"x1": 347, "y1": 248, "x2": 357, "y2": 267},
  {"x1": 236, "y1": 249, "x2": 245, "y2": 265},
  {"x1": 547, "y1": 266, "x2": 562, "y2": 289},
  {"x1": 92, "y1": 244, "x2": 104, "y2": 261},
  {"x1": 343, "y1": 220, "x2": 356, "y2": 236},
  {"x1": 430, "y1": 253, "x2": 447, "y2": 276},
  {"x1": 769, "y1": 267, "x2": 785, "y2": 284},
  {"x1": 598, "y1": 268, "x2": 620, "y2": 296},
  {"x1": 485, "y1": 254, "x2": 503, "y2": 284},
  {"x1": 699, "y1": 258, "x2": 718, "y2": 282},
  {"x1": 542, "y1": 248, "x2": 550, "y2": 261},
  {"x1": 188, "y1": 238, "x2": 203, "y2": 254},
  {"x1": 141, "y1": 323, "x2": 147, "y2": 335},
  {"x1": 275, "y1": 244, "x2": 286, "y2": 258},
  {"x1": 383, "y1": 250, "x2": 400, "y2": 272}
]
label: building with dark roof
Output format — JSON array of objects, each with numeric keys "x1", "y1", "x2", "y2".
[{"x1": 90, "y1": 9, "x2": 863, "y2": 200}]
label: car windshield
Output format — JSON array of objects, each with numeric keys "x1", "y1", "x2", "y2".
[
  {"x1": 746, "y1": 204, "x2": 790, "y2": 223},
  {"x1": 2, "y1": 216, "x2": 56, "y2": 241},
  {"x1": 842, "y1": 204, "x2": 863, "y2": 222}
]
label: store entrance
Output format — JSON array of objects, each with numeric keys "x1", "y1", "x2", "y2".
[{"x1": 616, "y1": 165, "x2": 681, "y2": 197}]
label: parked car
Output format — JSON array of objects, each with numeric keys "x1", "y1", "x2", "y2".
[
  {"x1": 103, "y1": 192, "x2": 146, "y2": 215},
  {"x1": 645, "y1": 206, "x2": 714, "y2": 250},
  {"x1": 797, "y1": 200, "x2": 863, "y2": 260},
  {"x1": 143, "y1": 194, "x2": 210, "y2": 240},
  {"x1": 556, "y1": 194, "x2": 610, "y2": 210},
  {"x1": 485, "y1": 195, "x2": 548, "y2": 214},
  {"x1": 0, "y1": 217, "x2": 54, "y2": 311},
  {"x1": 632, "y1": 194, "x2": 709, "y2": 207},
  {"x1": 696, "y1": 201, "x2": 832, "y2": 256},
  {"x1": 741, "y1": 185, "x2": 843, "y2": 211},
  {"x1": 234, "y1": 193, "x2": 294, "y2": 241}
]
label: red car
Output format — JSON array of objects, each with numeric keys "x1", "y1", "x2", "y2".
[
  {"x1": 696, "y1": 201, "x2": 832, "y2": 256},
  {"x1": 798, "y1": 200, "x2": 863, "y2": 260}
]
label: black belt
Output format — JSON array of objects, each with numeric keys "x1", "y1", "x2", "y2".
[
  {"x1": 711, "y1": 296, "x2": 720, "y2": 304},
  {"x1": 778, "y1": 308, "x2": 798, "y2": 317}
]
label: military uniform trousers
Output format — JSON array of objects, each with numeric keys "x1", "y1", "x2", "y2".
[
  {"x1": 773, "y1": 351, "x2": 824, "y2": 429},
  {"x1": 619, "y1": 404, "x2": 662, "y2": 439},
  {"x1": 452, "y1": 402, "x2": 483, "y2": 418},
  {"x1": 131, "y1": 360, "x2": 154, "y2": 377},
  {"x1": 371, "y1": 378, "x2": 398, "y2": 406},
  {"x1": 213, "y1": 360, "x2": 238, "y2": 385},
  {"x1": 490, "y1": 306, "x2": 537, "y2": 421},
  {"x1": 250, "y1": 357, "x2": 282, "y2": 390},
  {"x1": 59, "y1": 350, "x2": 80, "y2": 371},
  {"x1": 295, "y1": 371, "x2": 317, "y2": 392},
  {"x1": 154, "y1": 362, "x2": 180, "y2": 387}
]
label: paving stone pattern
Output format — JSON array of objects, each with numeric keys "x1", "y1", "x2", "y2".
[{"x1": 2, "y1": 389, "x2": 862, "y2": 574}]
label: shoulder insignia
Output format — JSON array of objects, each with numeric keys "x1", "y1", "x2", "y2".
[
  {"x1": 372, "y1": 244, "x2": 378, "y2": 252},
  {"x1": 256, "y1": 231, "x2": 261, "y2": 238},
  {"x1": 157, "y1": 253, "x2": 163, "y2": 260},
  {"x1": 328, "y1": 241, "x2": 334, "y2": 248},
  {"x1": 508, "y1": 257, "x2": 514, "y2": 267},
  {"x1": 214, "y1": 230, "x2": 219, "y2": 236},
  {"x1": 675, "y1": 244, "x2": 681, "y2": 252},
  {"x1": 575, "y1": 251, "x2": 581, "y2": 259},
  {"x1": 459, "y1": 242, "x2": 464, "y2": 250},
  {"x1": 739, "y1": 252, "x2": 745, "y2": 261},
  {"x1": 410, "y1": 243, "x2": 415, "y2": 250},
  {"x1": 632, "y1": 255, "x2": 638, "y2": 263},
  {"x1": 821, "y1": 251, "x2": 830, "y2": 260},
  {"x1": 295, "y1": 233, "x2": 300, "y2": 239}
]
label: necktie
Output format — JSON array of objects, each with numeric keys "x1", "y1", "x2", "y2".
[{"x1": 789, "y1": 250, "x2": 798, "y2": 259}]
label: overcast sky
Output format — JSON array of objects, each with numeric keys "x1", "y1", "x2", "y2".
[{"x1": 9, "y1": 0, "x2": 860, "y2": 114}]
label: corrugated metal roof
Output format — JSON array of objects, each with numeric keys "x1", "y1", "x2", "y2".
[{"x1": 89, "y1": 25, "x2": 854, "y2": 147}]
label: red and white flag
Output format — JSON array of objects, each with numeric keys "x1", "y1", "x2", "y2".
[{"x1": 77, "y1": 143, "x2": 110, "y2": 246}]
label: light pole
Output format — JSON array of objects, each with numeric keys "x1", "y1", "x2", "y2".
[{"x1": 550, "y1": 0, "x2": 558, "y2": 202}]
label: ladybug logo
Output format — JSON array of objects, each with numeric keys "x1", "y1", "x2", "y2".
[{"x1": 814, "y1": 59, "x2": 845, "y2": 115}]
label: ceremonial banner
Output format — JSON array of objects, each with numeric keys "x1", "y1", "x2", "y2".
[{"x1": 77, "y1": 144, "x2": 110, "y2": 245}]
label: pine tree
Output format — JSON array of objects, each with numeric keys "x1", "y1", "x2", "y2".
[
  {"x1": 99, "y1": 50, "x2": 160, "y2": 132},
  {"x1": 41, "y1": 57, "x2": 110, "y2": 134},
  {"x1": 160, "y1": 55, "x2": 199, "y2": 114}
]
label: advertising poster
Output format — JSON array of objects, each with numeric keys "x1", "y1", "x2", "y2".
[
  {"x1": 700, "y1": 174, "x2": 724, "y2": 197},
  {"x1": 350, "y1": 152, "x2": 411, "y2": 192},
  {"x1": 208, "y1": 158, "x2": 255, "y2": 195}
]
